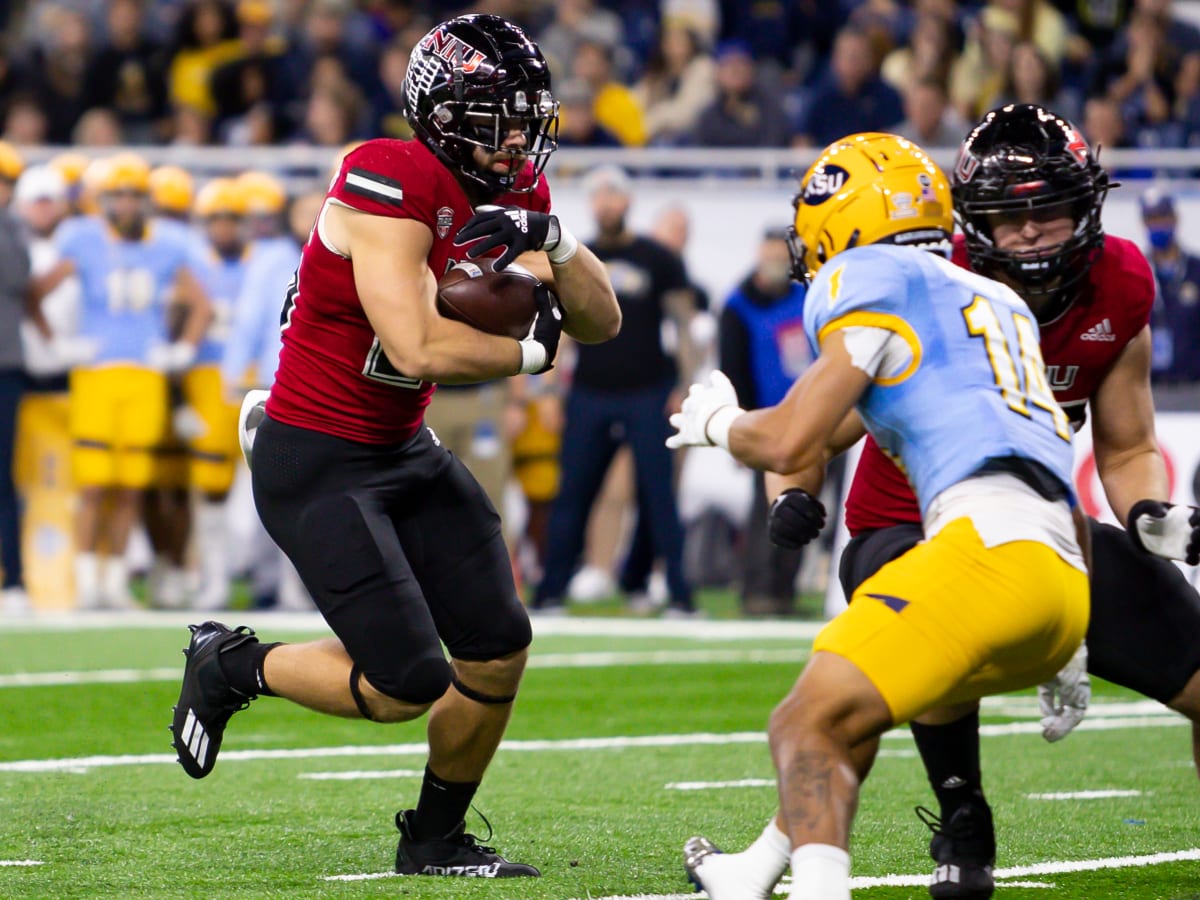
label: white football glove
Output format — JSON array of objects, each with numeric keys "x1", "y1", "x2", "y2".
[
  {"x1": 171, "y1": 405, "x2": 207, "y2": 441},
  {"x1": 666, "y1": 370, "x2": 744, "y2": 450},
  {"x1": 1038, "y1": 642, "x2": 1090, "y2": 743},
  {"x1": 238, "y1": 389, "x2": 270, "y2": 468},
  {"x1": 1127, "y1": 499, "x2": 1200, "y2": 565},
  {"x1": 50, "y1": 335, "x2": 99, "y2": 368},
  {"x1": 147, "y1": 341, "x2": 197, "y2": 374}
]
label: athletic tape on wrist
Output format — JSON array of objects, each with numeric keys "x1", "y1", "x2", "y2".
[
  {"x1": 519, "y1": 339, "x2": 548, "y2": 374},
  {"x1": 547, "y1": 224, "x2": 579, "y2": 265},
  {"x1": 704, "y1": 405, "x2": 745, "y2": 452}
]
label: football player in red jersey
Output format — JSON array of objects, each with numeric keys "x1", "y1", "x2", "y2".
[
  {"x1": 168, "y1": 15, "x2": 619, "y2": 878},
  {"x1": 684, "y1": 106, "x2": 1200, "y2": 900}
]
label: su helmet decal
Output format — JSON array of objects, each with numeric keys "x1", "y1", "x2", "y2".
[{"x1": 787, "y1": 132, "x2": 953, "y2": 283}]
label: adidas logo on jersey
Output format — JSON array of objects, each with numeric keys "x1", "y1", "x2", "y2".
[{"x1": 1080, "y1": 318, "x2": 1117, "y2": 342}]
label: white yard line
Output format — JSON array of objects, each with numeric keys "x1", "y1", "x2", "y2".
[
  {"x1": 1, "y1": 715, "x2": 1187, "y2": 775},
  {"x1": 325, "y1": 848, "x2": 1200, "y2": 892},
  {"x1": 1027, "y1": 790, "x2": 1144, "y2": 801},
  {"x1": 0, "y1": 860, "x2": 42, "y2": 867},
  {"x1": 0, "y1": 649, "x2": 811, "y2": 689},
  {"x1": 666, "y1": 778, "x2": 775, "y2": 791},
  {"x1": 0, "y1": 610, "x2": 825, "y2": 640},
  {"x1": 297, "y1": 769, "x2": 424, "y2": 781}
]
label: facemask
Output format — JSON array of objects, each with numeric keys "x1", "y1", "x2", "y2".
[{"x1": 1147, "y1": 226, "x2": 1175, "y2": 251}]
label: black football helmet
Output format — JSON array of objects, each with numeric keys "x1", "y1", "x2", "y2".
[
  {"x1": 403, "y1": 15, "x2": 558, "y2": 194},
  {"x1": 952, "y1": 103, "x2": 1110, "y2": 321}
]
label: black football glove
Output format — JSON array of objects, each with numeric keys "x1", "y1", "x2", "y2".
[
  {"x1": 455, "y1": 204, "x2": 563, "y2": 271},
  {"x1": 1127, "y1": 499, "x2": 1200, "y2": 565},
  {"x1": 768, "y1": 488, "x2": 827, "y2": 550},
  {"x1": 518, "y1": 284, "x2": 563, "y2": 375}
]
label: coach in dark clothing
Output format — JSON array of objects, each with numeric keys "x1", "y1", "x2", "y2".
[
  {"x1": 533, "y1": 166, "x2": 696, "y2": 616},
  {"x1": 0, "y1": 165, "x2": 30, "y2": 613},
  {"x1": 719, "y1": 229, "x2": 810, "y2": 616}
]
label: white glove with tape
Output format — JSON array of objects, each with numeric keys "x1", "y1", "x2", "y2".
[
  {"x1": 147, "y1": 341, "x2": 197, "y2": 374},
  {"x1": 238, "y1": 389, "x2": 270, "y2": 468},
  {"x1": 1037, "y1": 642, "x2": 1090, "y2": 743},
  {"x1": 666, "y1": 370, "x2": 744, "y2": 451},
  {"x1": 1127, "y1": 499, "x2": 1200, "y2": 565},
  {"x1": 172, "y1": 405, "x2": 207, "y2": 441}
]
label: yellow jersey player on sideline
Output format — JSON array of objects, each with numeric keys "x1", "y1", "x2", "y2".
[
  {"x1": 182, "y1": 177, "x2": 251, "y2": 610},
  {"x1": 668, "y1": 133, "x2": 1090, "y2": 900},
  {"x1": 34, "y1": 153, "x2": 212, "y2": 610}
]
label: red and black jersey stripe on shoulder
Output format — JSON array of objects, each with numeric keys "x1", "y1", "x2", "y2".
[{"x1": 343, "y1": 168, "x2": 405, "y2": 207}]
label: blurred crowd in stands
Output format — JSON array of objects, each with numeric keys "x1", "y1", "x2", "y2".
[{"x1": 2, "y1": 0, "x2": 1200, "y2": 153}]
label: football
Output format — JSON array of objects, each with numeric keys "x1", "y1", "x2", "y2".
[{"x1": 436, "y1": 258, "x2": 539, "y2": 340}]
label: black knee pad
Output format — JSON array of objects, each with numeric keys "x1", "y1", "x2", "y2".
[
  {"x1": 450, "y1": 602, "x2": 533, "y2": 662},
  {"x1": 365, "y1": 654, "x2": 453, "y2": 706}
]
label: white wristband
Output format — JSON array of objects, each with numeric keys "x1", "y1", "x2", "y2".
[
  {"x1": 518, "y1": 339, "x2": 548, "y2": 375},
  {"x1": 705, "y1": 405, "x2": 745, "y2": 452},
  {"x1": 547, "y1": 222, "x2": 579, "y2": 265}
]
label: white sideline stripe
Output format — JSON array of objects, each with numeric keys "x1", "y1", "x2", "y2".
[
  {"x1": 0, "y1": 649, "x2": 810, "y2": 689},
  {"x1": 0, "y1": 610, "x2": 826, "y2": 640},
  {"x1": 1, "y1": 716, "x2": 1188, "y2": 774},
  {"x1": 1026, "y1": 789, "x2": 1143, "y2": 800},
  {"x1": 0, "y1": 860, "x2": 43, "y2": 867},
  {"x1": 298, "y1": 769, "x2": 424, "y2": 781},
  {"x1": 328, "y1": 848, "x2": 1200, "y2": 891}
]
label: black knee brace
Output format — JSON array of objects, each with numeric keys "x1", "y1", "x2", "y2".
[{"x1": 451, "y1": 676, "x2": 517, "y2": 705}]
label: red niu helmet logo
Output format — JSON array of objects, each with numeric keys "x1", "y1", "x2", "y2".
[{"x1": 421, "y1": 29, "x2": 486, "y2": 73}]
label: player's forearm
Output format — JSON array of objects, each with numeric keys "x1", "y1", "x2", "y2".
[
  {"x1": 1097, "y1": 444, "x2": 1169, "y2": 524},
  {"x1": 382, "y1": 317, "x2": 523, "y2": 385},
  {"x1": 179, "y1": 301, "x2": 213, "y2": 348},
  {"x1": 551, "y1": 245, "x2": 620, "y2": 344},
  {"x1": 726, "y1": 406, "x2": 827, "y2": 475}
]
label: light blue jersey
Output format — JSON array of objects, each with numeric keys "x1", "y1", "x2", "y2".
[
  {"x1": 804, "y1": 244, "x2": 1075, "y2": 517},
  {"x1": 56, "y1": 216, "x2": 192, "y2": 365},
  {"x1": 221, "y1": 239, "x2": 300, "y2": 388},
  {"x1": 189, "y1": 237, "x2": 250, "y2": 365}
]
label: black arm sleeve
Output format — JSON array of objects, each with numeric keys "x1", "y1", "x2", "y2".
[{"x1": 719, "y1": 305, "x2": 757, "y2": 409}]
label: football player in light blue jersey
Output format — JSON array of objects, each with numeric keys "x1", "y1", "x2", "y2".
[
  {"x1": 669, "y1": 133, "x2": 1090, "y2": 900},
  {"x1": 34, "y1": 152, "x2": 212, "y2": 611},
  {"x1": 220, "y1": 191, "x2": 325, "y2": 611},
  {"x1": 177, "y1": 177, "x2": 254, "y2": 611}
]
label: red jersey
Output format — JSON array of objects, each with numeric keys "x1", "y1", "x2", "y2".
[
  {"x1": 844, "y1": 234, "x2": 1155, "y2": 534},
  {"x1": 267, "y1": 139, "x2": 552, "y2": 444}
]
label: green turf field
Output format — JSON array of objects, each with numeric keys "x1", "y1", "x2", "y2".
[{"x1": 0, "y1": 608, "x2": 1197, "y2": 899}]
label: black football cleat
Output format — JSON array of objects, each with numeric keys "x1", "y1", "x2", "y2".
[
  {"x1": 394, "y1": 809, "x2": 540, "y2": 877},
  {"x1": 917, "y1": 803, "x2": 996, "y2": 899},
  {"x1": 171, "y1": 621, "x2": 260, "y2": 779}
]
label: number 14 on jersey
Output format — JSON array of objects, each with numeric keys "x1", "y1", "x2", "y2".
[{"x1": 963, "y1": 295, "x2": 1072, "y2": 441}]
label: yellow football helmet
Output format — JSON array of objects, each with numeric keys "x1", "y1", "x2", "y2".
[
  {"x1": 788, "y1": 133, "x2": 952, "y2": 283},
  {"x1": 195, "y1": 177, "x2": 247, "y2": 218},
  {"x1": 149, "y1": 165, "x2": 195, "y2": 216},
  {"x1": 48, "y1": 152, "x2": 90, "y2": 188},
  {"x1": 97, "y1": 152, "x2": 151, "y2": 194},
  {"x1": 0, "y1": 141, "x2": 25, "y2": 182},
  {"x1": 236, "y1": 170, "x2": 286, "y2": 215}
]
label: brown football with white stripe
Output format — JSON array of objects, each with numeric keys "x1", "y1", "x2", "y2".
[{"x1": 436, "y1": 258, "x2": 539, "y2": 340}]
